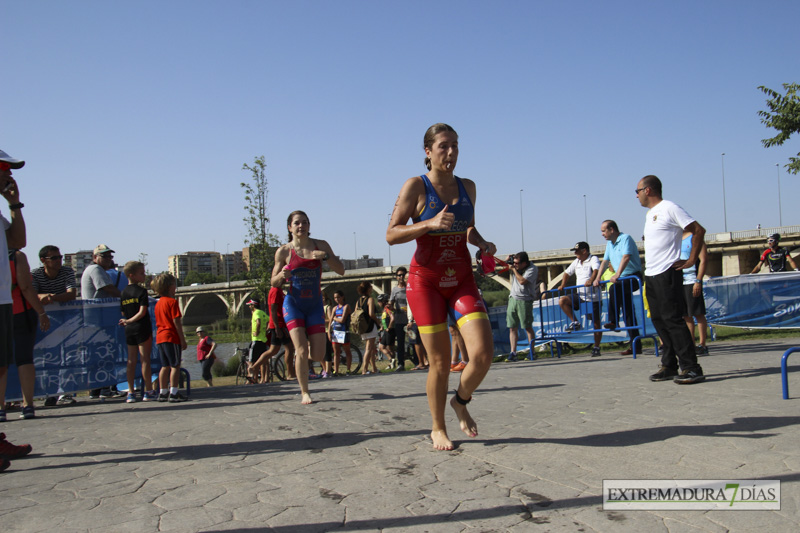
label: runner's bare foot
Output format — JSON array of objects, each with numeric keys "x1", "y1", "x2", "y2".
[
  {"x1": 301, "y1": 393, "x2": 313, "y2": 405},
  {"x1": 431, "y1": 429, "x2": 454, "y2": 451},
  {"x1": 450, "y1": 395, "x2": 478, "y2": 438}
]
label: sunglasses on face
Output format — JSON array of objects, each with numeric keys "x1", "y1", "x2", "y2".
[{"x1": 41, "y1": 255, "x2": 63, "y2": 261}]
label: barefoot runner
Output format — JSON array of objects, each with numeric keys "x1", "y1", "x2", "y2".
[
  {"x1": 386, "y1": 123, "x2": 496, "y2": 451},
  {"x1": 272, "y1": 210, "x2": 344, "y2": 404}
]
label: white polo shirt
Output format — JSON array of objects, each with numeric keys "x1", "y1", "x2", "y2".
[{"x1": 643, "y1": 199, "x2": 695, "y2": 277}]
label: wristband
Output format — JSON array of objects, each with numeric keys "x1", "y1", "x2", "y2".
[
  {"x1": 322, "y1": 252, "x2": 329, "y2": 261},
  {"x1": 8, "y1": 202, "x2": 24, "y2": 210},
  {"x1": 693, "y1": 279, "x2": 701, "y2": 284}
]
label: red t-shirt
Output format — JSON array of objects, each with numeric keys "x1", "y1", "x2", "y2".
[
  {"x1": 155, "y1": 296, "x2": 182, "y2": 344},
  {"x1": 197, "y1": 336, "x2": 215, "y2": 361},
  {"x1": 268, "y1": 286, "x2": 287, "y2": 329}
]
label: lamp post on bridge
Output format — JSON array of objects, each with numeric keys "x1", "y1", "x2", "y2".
[
  {"x1": 583, "y1": 194, "x2": 588, "y2": 242},
  {"x1": 776, "y1": 163, "x2": 783, "y2": 227},
  {"x1": 721, "y1": 153, "x2": 728, "y2": 232},
  {"x1": 520, "y1": 189, "x2": 525, "y2": 251}
]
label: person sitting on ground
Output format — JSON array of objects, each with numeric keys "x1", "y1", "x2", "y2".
[{"x1": 195, "y1": 326, "x2": 217, "y2": 387}]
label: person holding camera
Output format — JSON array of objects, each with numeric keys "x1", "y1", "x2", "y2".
[{"x1": 505, "y1": 251, "x2": 538, "y2": 361}]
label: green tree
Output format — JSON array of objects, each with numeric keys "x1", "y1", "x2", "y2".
[
  {"x1": 758, "y1": 83, "x2": 800, "y2": 174},
  {"x1": 241, "y1": 156, "x2": 281, "y2": 304}
]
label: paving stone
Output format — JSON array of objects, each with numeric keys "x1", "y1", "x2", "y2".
[{"x1": 1, "y1": 337, "x2": 798, "y2": 531}]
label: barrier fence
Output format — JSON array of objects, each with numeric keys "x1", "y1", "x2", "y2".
[
  {"x1": 5, "y1": 299, "x2": 161, "y2": 401},
  {"x1": 5, "y1": 274, "x2": 799, "y2": 400}
]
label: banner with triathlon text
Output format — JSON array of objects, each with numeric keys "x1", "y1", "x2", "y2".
[
  {"x1": 704, "y1": 272, "x2": 800, "y2": 329},
  {"x1": 4, "y1": 299, "x2": 161, "y2": 400}
]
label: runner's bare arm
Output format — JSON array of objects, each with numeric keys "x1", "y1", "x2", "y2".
[
  {"x1": 271, "y1": 246, "x2": 291, "y2": 287},
  {"x1": 312, "y1": 239, "x2": 344, "y2": 275}
]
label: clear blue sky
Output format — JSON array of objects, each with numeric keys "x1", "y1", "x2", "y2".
[{"x1": 3, "y1": 1, "x2": 798, "y2": 273}]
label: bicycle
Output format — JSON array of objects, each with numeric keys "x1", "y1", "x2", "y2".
[
  {"x1": 234, "y1": 346, "x2": 258, "y2": 386},
  {"x1": 272, "y1": 339, "x2": 362, "y2": 379}
]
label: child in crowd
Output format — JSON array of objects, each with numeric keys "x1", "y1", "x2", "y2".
[
  {"x1": 195, "y1": 326, "x2": 216, "y2": 387},
  {"x1": 152, "y1": 273, "x2": 187, "y2": 402},
  {"x1": 119, "y1": 261, "x2": 156, "y2": 402},
  {"x1": 377, "y1": 294, "x2": 395, "y2": 366}
]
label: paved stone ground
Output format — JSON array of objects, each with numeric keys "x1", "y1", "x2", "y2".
[{"x1": 2, "y1": 337, "x2": 800, "y2": 532}]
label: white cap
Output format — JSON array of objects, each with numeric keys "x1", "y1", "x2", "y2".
[{"x1": 0, "y1": 149, "x2": 25, "y2": 169}]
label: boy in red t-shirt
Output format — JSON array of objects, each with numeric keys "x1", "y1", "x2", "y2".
[{"x1": 153, "y1": 273, "x2": 187, "y2": 402}]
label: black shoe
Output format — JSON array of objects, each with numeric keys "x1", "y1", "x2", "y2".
[
  {"x1": 394, "y1": 366, "x2": 406, "y2": 372},
  {"x1": 603, "y1": 323, "x2": 617, "y2": 331},
  {"x1": 674, "y1": 368, "x2": 705, "y2": 384},
  {"x1": 696, "y1": 345, "x2": 709, "y2": 356},
  {"x1": 44, "y1": 397, "x2": 57, "y2": 407},
  {"x1": 168, "y1": 393, "x2": 187, "y2": 402},
  {"x1": 649, "y1": 366, "x2": 678, "y2": 381},
  {"x1": 591, "y1": 346, "x2": 601, "y2": 357},
  {"x1": 157, "y1": 393, "x2": 169, "y2": 403}
]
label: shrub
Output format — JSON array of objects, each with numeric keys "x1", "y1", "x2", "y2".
[
  {"x1": 222, "y1": 354, "x2": 242, "y2": 377},
  {"x1": 210, "y1": 360, "x2": 226, "y2": 378}
]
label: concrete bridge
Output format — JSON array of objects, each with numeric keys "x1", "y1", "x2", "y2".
[{"x1": 176, "y1": 224, "x2": 799, "y2": 325}]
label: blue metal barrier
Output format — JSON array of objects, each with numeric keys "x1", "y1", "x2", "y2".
[
  {"x1": 781, "y1": 347, "x2": 800, "y2": 400},
  {"x1": 537, "y1": 276, "x2": 659, "y2": 359}
]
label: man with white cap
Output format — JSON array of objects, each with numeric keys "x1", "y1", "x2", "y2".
[
  {"x1": 81, "y1": 244, "x2": 122, "y2": 299},
  {"x1": 0, "y1": 149, "x2": 28, "y2": 423}
]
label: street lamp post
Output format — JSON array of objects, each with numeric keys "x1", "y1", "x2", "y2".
[
  {"x1": 226, "y1": 243, "x2": 230, "y2": 286},
  {"x1": 776, "y1": 163, "x2": 783, "y2": 227},
  {"x1": 721, "y1": 153, "x2": 728, "y2": 232},
  {"x1": 520, "y1": 189, "x2": 525, "y2": 251},
  {"x1": 353, "y1": 232, "x2": 357, "y2": 262},
  {"x1": 583, "y1": 194, "x2": 588, "y2": 242}
]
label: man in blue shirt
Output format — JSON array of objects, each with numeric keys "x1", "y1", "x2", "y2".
[{"x1": 594, "y1": 220, "x2": 643, "y2": 355}]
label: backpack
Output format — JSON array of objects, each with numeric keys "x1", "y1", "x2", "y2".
[{"x1": 349, "y1": 296, "x2": 371, "y2": 335}]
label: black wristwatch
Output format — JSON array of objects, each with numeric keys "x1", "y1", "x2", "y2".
[{"x1": 8, "y1": 202, "x2": 24, "y2": 210}]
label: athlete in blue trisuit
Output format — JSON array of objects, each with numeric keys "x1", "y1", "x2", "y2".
[
  {"x1": 272, "y1": 210, "x2": 344, "y2": 405},
  {"x1": 387, "y1": 123, "x2": 496, "y2": 451}
]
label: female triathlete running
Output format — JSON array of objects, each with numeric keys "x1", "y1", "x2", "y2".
[
  {"x1": 386, "y1": 123, "x2": 496, "y2": 451},
  {"x1": 272, "y1": 210, "x2": 344, "y2": 404}
]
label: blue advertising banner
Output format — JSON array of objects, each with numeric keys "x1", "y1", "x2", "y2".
[
  {"x1": 5, "y1": 299, "x2": 160, "y2": 401},
  {"x1": 704, "y1": 272, "x2": 800, "y2": 329}
]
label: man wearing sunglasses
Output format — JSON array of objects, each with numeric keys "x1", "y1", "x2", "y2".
[
  {"x1": 636, "y1": 175, "x2": 706, "y2": 385},
  {"x1": 750, "y1": 233, "x2": 798, "y2": 273},
  {"x1": 80, "y1": 244, "x2": 122, "y2": 299},
  {"x1": 0, "y1": 149, "x2": 28, "y2": 423},
  {"x1": 32, "y1": 245, "x2": 79, "y2": 406},
  {"x1": 32, "y1": 246, "x2": 77, "y2": 305}
]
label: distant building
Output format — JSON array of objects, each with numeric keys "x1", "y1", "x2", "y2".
[
  {"x1": 168, "y1": 251, "x2": 245, "y2": 284},
  {"x1": 341, "y1": 255, "x2": 384, "y2": 270},
  {"x1": 64, "y1": 250, "x2": 94, "y2": 280}
]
